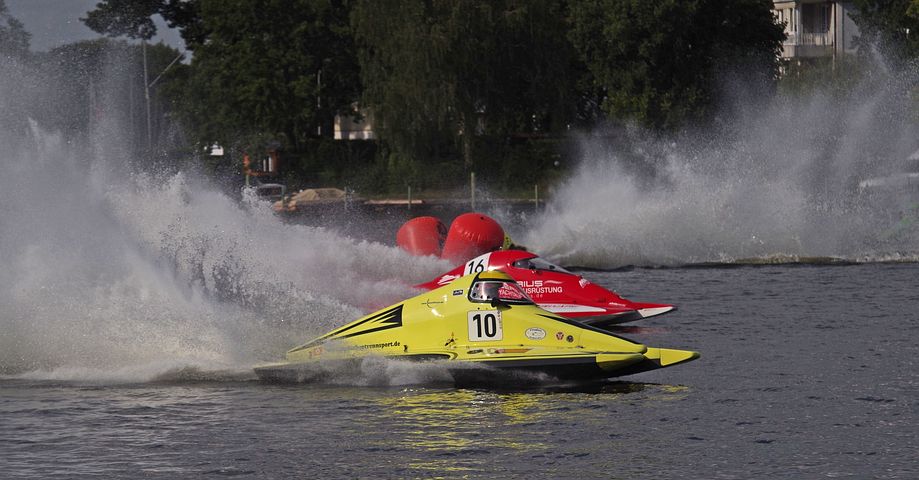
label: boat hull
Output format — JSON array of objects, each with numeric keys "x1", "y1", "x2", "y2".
[
  {"x1": 255, "y1": 271, "x2": 698, "y2": 386},
  {"x1": 254, "y1": 348, "x2": 699, "y2": 384},
  {"x1": 417, "y1": 250, "x2": 676, "y2": 326}
]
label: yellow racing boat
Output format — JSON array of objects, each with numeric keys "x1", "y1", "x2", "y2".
[{"x1": 254, "y1": 271, "x2": 699, "y2": 383}]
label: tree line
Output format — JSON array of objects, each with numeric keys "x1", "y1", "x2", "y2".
[{"x1": 3, "y1": 0, "x2": 918, "y2": 193}]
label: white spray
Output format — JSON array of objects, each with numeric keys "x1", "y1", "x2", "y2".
[
  {"x1": 527, "y1": 65, "x2": 919, "y2": 267},
  {"x1": 0, "y1": 51, "x2": 448, "y2": 381}
]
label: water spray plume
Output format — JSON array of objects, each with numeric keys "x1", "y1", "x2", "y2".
[
  {"x1": 527, "y1": 62, "x2": 919, "y2": 268},
  {"x1": 0, "y1": 50, "x2": 447, "y2": 381}
]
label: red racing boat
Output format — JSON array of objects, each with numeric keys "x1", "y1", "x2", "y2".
[{"x1": 415, "y1": 249, "x2": 676, "y2": 329}]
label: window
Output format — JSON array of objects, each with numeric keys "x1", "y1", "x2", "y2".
[
  {"x1": 512, "y1": 257, "x2": 573, "y2": 274},
  {"x1": 469, "y1": 280, "x2": 534, "y2": 305}
]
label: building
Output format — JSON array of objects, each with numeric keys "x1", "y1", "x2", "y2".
[
  {"x1": 334, "y1": 104, "x2": 375, "y2": 140},
  {"x1": 773, "y1": 1, "x2": 860, "y2": 58}
]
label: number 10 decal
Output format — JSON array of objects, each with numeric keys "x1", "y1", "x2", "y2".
[{"x1": 468, "y1": 310, "x2": 503, "y2": 341}]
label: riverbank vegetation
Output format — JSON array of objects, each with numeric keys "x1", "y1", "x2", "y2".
[{"x1": 2, "y1": 0, "x2": 917, "y2": 196}]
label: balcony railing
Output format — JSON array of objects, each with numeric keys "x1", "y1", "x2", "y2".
[{"x1": 784, "y1": 32, "x2": 833, "y2": 46}]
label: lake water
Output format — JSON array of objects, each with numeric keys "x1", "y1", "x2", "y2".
[
  {"x1": 4, "y1": 263, "x2": 917, "y2": 479},
  {"x1": 4, "y1": 51, "x2": 919, "y2": 478}
]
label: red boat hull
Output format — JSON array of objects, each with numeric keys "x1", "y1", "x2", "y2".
[{"x1": 416, "y1": 250, "x2": 675, "y2": 327}]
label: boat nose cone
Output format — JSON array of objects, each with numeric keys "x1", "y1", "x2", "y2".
[
  {"x1": 637, "y1": 306, "x2": 676, "y2": 318},
  {"x1": 647, "y1": 347, "x2": 700, "y2": 367}
]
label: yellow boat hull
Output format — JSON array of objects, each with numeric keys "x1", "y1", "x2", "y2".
[{"x1": 255, "y1": 271, "x2": 699, "y2": 383}]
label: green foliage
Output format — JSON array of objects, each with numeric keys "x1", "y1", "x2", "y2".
[
  {"x1": 852, "y1": 0, "x2": 919, "y2": 62},
  {"x1": 19, "y1": 39, "x2": 182, "y2": 152},
  {"x1": 280, "y1": 139, "x2": 377, "y2": 191},
  {"x1": 70, "y1": 0, "x2": 794, "y2": 194},
  {"x1": 82, "y1": 0, "x2": 205, "y2": 47},
  {"x1": 778, "y1": 56, "x2": 876, "y2": 98},
  {"x1": 0, "y1": 0, "x2": 30, "y2": 57},
  {"x1": 82, "y1": 0, "x2": 162, "y2": 39},
  {"x1": 169, "y1": 0, "x2": 359, "y2": 153},
  {"x1": 567, "y1": 0, "x2": 785, "y2": 131},
  {"x1": 464, "y1": 136, "x2": 568, "y2": 197},
  {"x1": 30, "y1": 40, "x2": 115, "y2": 136},
  {"x1": 0, "y1": 0, "x2": 30, "y2": 135},
  {"x1": 352, "y1": 0, "x2": 579, "y2": 168}
]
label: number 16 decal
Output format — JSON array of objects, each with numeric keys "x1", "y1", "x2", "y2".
[
  {"x1": 463, "y1": 253, "x2": 491, "y2": 275},
  {"x1": 468, "y1": 310, "x2": 503, "y2": 341}
]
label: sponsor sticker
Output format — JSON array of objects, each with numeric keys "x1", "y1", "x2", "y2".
[
  {"x1": 525, "y1": 327, "x2": 546, "y2": 340},
  {"x1": 452, "y1": 289, "x2": 464, "y2": 296},
  {"x1": 556, "y1": 331, "x2": 564, "y2": 340},
  {"x1": 353, "y1": 341, "x2": 401, "y2": 350},
  {"x1": 519, "y1": 279, "x2": 564, "y2": 295}
]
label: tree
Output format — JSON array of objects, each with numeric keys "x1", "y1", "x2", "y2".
[
  {"x1": 567, "y1": 0, "x2": 785, "y2": 131},
  {"x1": 0, "y1": 0, "x2": 30, "y2": 57},
  {"x1": 171, "y1": 0, "x2": 360, "y2": 151},
  {"x1": 352, "y1": 0, "x2": 579, "y2": 168},
  {"x1": 83, "y1": 0, "x2": 205, "y2": 46},
  {"x1": 25, "y1": 39, "x2": 185, "y2": 150},
  {"x1": 852, "y1": 0, "x2": 919, "y2": 62},
  {"x1": 84, "y1": 0, "x2": 359, "y2": 151},
  {"x1": 0, "y1": 0, "x2": 31, "y2": 135}
]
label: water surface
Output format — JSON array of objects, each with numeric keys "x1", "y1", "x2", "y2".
[{"x1": 4, "y1": 264, "x2": 917, "y2": 479}]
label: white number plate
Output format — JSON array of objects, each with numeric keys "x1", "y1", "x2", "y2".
[
  {"x1": 467, "y1": 310, "x2": 503, "y2": 341},
  {"x1": 462, "y1": 252, "x2": 492, "y2": 276}
]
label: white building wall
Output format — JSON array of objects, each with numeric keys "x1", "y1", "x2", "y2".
[
  {"x1": 334, "y1": 106, "x2": 375, "y2": 140},
  {"x1": 773, "y1": 1, "x2": 859, "y2": 59}
]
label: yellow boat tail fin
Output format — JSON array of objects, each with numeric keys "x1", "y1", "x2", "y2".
[
  {"x1": 600, "y1": 347, "x2": 700, "y2": 377},
  {"x1": 644, "y1": 347, "x2": 700, "y2": 367}
]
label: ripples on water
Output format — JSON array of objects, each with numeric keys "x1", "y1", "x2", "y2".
[
  {"x1": 3, "y1": 264, "x2": 918, "y2": 479},
  {"x1": 3, "y1": 45, "x2": 919, "y2": 479}
]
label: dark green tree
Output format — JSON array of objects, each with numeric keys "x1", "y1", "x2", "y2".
[
  {"x1": 852, "y1": 0, "x2": 919, "y2": 62},
  {"x1": 0, "y1": 0, "x2": 30, "y2": 57},
  {"x1": 170, "y1": 0, "x2": 359, "y2": 151},
  {"x1": 84, "y1": 0, "x2": 358, "y2": 151},
  {"x1": 83, "y1": 0, "x2": 204, "y2": 46},
  {"x1": 352, "y1": 0, "x2": 579, "y2": 168},
  {"x1": 27, "y1": 39, "x2": 185, "y2": 149},
  {"x1": 1, "y1": 0, "x2": 31, "y2": 136},
  {"x1": 568, "y1": 0, "x2": 785, "y2": 131},
  {"x1": 83, "y1": 0, "x2": 160, "y2": 39}
]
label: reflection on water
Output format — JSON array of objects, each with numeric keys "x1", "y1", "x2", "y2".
[
  {"x1": 360, "y1": 382, "x2": 674, "y2": 474},
  {"x1": 5, "y1": 264, "x2": 919, "y2": 479},
  {"x1": 374, "y1": 390, "x2": 486, "y2": 474}
]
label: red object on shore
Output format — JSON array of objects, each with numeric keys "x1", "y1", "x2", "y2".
[
  {"x1": 396, "y1": 216, "x2": 447, "y2": 257},
  {"x1": 416, "y1": 250, "x2": 676, "y2": 328},
  {"x1": 440, "y1": 213, "x2": 505, "y2": 264}
]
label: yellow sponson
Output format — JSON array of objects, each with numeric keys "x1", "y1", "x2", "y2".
[{"x1": 255, "y1": 271, "x2": 699, "y2": 382}]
